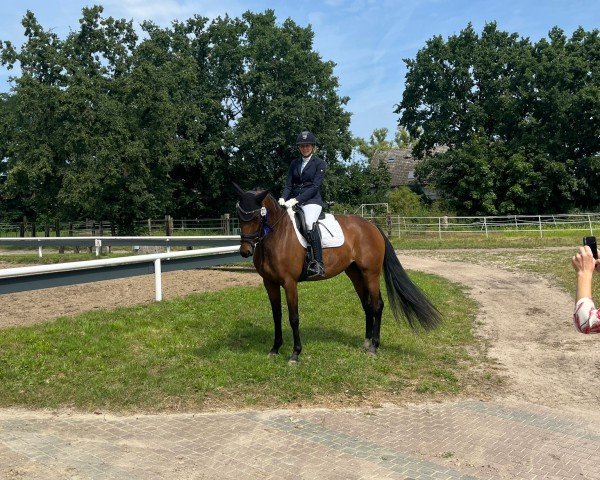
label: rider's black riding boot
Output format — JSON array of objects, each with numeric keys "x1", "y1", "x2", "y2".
[{"x1": 306, "y1": 223, "x2": 325, "y2": 278}]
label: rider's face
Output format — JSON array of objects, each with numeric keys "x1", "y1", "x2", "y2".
[{"x1": 298, "y1": 144, "x2": 314, "y2": 156}]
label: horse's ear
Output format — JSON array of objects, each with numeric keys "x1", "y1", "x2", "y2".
[
  {"x1": 256, "y1": 190, "x2": 269, "y2": 202},
  {"x1": 232, "y1": 182, "x2": 245, "y2": 197}
]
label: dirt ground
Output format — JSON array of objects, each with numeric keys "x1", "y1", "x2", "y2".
[
  {"x1": 0, "y1": 265, "x2": 263, "y2": 329},
  {"x1": 1, "y1": 250, "x2": 599, "y2": 419},
  {"x1": 399, "y1": 252, "x2": 600, "y2": 421}
]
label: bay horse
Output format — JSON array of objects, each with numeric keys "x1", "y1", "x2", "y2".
[{"x1": 234, "y1": 184, "x2": 441, "y2": 363}]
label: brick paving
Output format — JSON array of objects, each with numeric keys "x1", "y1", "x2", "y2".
[{"x1": 1, "y1": 399, "x2": 598, "y2": 479}]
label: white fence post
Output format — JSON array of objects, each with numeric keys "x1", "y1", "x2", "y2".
[
  {"x1": 589, "y1": 214, "x2": 593, "y2": 235},
  {"x1": 483, "y1": 217, "x2": 488, "y2": 238},
  {"x1": 38, "y1": 246, "x2": 43, "y2": 258},
  {"x1": 154, "y1": 258, "x2": 162, "y2": 301},
  {"x1": 438, "y1": 217, "x2": 442, "y2": 240},
  {"x1": 538, "y1": 215, "x2": 543, "y2": 238}
]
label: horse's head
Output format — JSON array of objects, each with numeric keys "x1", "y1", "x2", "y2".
[{"x1": 233, "y1": 183, "x2": 270, "y2": 257}]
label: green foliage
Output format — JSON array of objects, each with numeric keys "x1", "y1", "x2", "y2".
[
  {"x1": 398, "y1": 22, "x2": 599, "y2": 215},
  {"x1": 354, "y1": 126, "x2": 414, "y2": 159},
  {"x1": 0, "y1": 7, "x2": 353, "y2": 226},
  {"x1": 0, "y1": 93, "x2": 23, "y2": 222},
  {"x1": 355, "y1": 127, "x2": 395, "y2": 159},
  {"x1": 325, "y1": 159, "x2": 391, "y2": 206},
  {"x1": 388, "y1": 187, "x2": 426, "y2": 216}
]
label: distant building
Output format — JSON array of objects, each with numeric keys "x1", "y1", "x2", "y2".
[{"x1": 370, "y1": 146, "x2": 446, "y2": 200}]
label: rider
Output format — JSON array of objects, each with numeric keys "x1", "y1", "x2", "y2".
[{"x1": 279, "y1": 130, "x2": 326, "y2": 278}]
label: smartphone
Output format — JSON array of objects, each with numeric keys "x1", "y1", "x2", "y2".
[{"x1": 583, "y1": 236, "x2": 598, "y2": 259}]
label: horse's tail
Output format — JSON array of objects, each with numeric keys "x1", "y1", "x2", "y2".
[{"x1": 376, "y1": 226, "x2": 442, "y2": 330}]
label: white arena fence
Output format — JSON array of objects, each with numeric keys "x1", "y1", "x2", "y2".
[
  {"x1": 2, "y1": 213, "x2": 600, "y2": 239},
  {"x1": 0, "y1": 245, "x2": 249, "y2": 298},
  {"x1": 0, "y1": 235, "x2": 240, "y2": 258},
  {"x1": 360, "y1": 213, "x2": 600, "y2": 238}
]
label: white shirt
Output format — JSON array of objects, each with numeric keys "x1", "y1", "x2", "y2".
[{"x1": 300, "y1": 155, "x2": 312, "y2": 173}]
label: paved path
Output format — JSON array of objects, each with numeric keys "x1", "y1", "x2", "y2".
[
  {"x1": 2, "y1": 253, "x2": 599, "y2": 479},
  {"x1": 1, "y1": 399, "x2": 598, "y2": 479}
]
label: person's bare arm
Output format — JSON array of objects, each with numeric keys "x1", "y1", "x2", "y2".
[{"x1": 572, "y1": 245, "x2": 595, "y2": 301}]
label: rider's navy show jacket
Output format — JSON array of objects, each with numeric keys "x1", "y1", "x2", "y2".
[{"x1": 281, "y1": 155, "x2": 326, "y2": 207}]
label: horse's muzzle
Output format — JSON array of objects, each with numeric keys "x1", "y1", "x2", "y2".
[{"x1": 239, "y1": 244, "x2": 254, "y2": 258}]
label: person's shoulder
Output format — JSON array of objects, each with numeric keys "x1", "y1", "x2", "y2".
[{"x1": 314, "y1": 155, "x2": 326, "y2": 165}]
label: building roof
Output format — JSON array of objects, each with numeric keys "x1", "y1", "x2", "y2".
[
  {"x1": 371, "y1": 148, "x2": 419, "y2": 187},
  {"x1": 370, "y1": 146, "x2": 447, "y2": 188}
]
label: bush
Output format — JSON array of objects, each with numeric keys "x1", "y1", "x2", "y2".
[{"x1": 389, "y1": 187, "x2": 426, "y2": 216}]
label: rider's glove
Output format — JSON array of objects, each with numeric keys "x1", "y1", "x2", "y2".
[
  {"x1": 284, "y1": 198, "x2": 298, "y2": 208},
  {"x1": 278, "y1": 197, "x2": 286, "y2": 206}
]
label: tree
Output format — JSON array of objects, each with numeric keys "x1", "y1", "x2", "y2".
[
  {"x1": 0, "y1": 7, "x2": 354, "y2": 227},
  {"x1": 227, "y1": 11, "x2": 352, "y2": 196},
  {"x1": 397, "y1": 23, "x2": 599, "y2": 214},
  {"x1": 354, "y1": 126, "x2": 415, "y2": 159},
  {"x1": 0, "y1": 93, "x2": 23, "y2": 222},
  {"x1": 394, "y1": 126, "x2": 413, "y2": 148}
]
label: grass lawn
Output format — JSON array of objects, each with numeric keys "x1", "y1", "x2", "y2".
[{"x1": 0, "y1": 271, "x2": 485, "y2": 412}]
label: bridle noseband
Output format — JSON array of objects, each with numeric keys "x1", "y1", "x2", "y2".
[{"x1": 236, "y1": 203, "x2": 268, "y2": 248}]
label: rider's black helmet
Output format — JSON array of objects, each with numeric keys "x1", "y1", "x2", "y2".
[{"x1": 296, "y1": 130, "x2": 317, "y2": 145}]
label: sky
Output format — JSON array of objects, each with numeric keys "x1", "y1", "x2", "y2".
[{"x1": 0, "y1": 0, "x2": 598, "y2": 140}]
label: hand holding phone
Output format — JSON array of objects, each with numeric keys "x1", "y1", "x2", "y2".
[{"x1": 583, "y1": 236, "x2": 598, "y2": 259}]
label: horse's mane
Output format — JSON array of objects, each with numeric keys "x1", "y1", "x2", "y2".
[{"x1": 252, "y1": 188, "x2": 277, "y2": 205}]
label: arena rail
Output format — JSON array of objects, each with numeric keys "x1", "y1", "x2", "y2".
[
  {"x1": 360, "y1": 213, "x2": 600, "y2": 239},
  {"x1": 0, "y1": 235, "x2": 241, "y2": 257},
  {"x1": 0, "y1": 245, "x2": 250, "y2": 298}
]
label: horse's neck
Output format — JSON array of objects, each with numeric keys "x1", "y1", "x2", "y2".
[{"x1": 262, "y1": 197, "x2": 293, "y2": 239}]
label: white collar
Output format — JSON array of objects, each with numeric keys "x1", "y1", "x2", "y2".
[{"x1": 302, "y1": 155, "x2": 312, "y2": 162}]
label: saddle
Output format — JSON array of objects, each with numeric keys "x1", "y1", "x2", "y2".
[{"x1": 285, "y1": 206, "x2": 345, "y2": 249}]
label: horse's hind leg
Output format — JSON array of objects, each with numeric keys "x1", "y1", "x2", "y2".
[
  {"x1": 263, "y1": 279, "x2": 283, "y2": 356},
  {"x1": 363, "y1": 271, "x2": 384, "y2": 356},
  {"x1": 345, "y1": 264, "x2": 373, "y2": 350}
]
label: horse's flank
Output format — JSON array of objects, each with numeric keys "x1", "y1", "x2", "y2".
[{"x1": 253, "y1": 193, "x2": 385, "y2": 285}]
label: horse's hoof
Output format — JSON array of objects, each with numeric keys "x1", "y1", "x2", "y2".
[
  {"x1": 268, "y1": 351, "x2": 279, "y2": 358},
  {"x1": 368, "y1": 346, "x2": 378, "y2": 357},
  {"x1": 288, "y1": 353, "x2": 299, "y2": 365},
  {"x1": 363, "y1": 339, "x2": 372, "y2": 350}
]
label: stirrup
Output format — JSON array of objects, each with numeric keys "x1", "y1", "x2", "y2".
[{"x1": 306, "y1": 260, "x2": 325, "y2": 278}]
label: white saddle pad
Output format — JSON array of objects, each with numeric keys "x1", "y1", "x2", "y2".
[{"x1": 286, "y1": 208, "x2": 345, "y2": 248}]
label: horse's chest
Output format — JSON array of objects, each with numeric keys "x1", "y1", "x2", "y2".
[{"x1": 255, "y1": 251, "x2": 302, "y2": 281}]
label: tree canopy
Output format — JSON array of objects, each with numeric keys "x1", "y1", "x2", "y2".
[
  {"x1": 397, "y1": 23, "x2": 600, "y2": 215},
  {"x1": 0, "y1": 6, "x2": 357, "y2": 228}
]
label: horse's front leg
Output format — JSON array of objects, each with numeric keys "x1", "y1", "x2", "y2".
[
  {"x1": 283, "y1": 280, "x2": 301, "y2": 364},
  {"x1": 263, "y1": 279, "x2": 283, "y2": 356}
]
